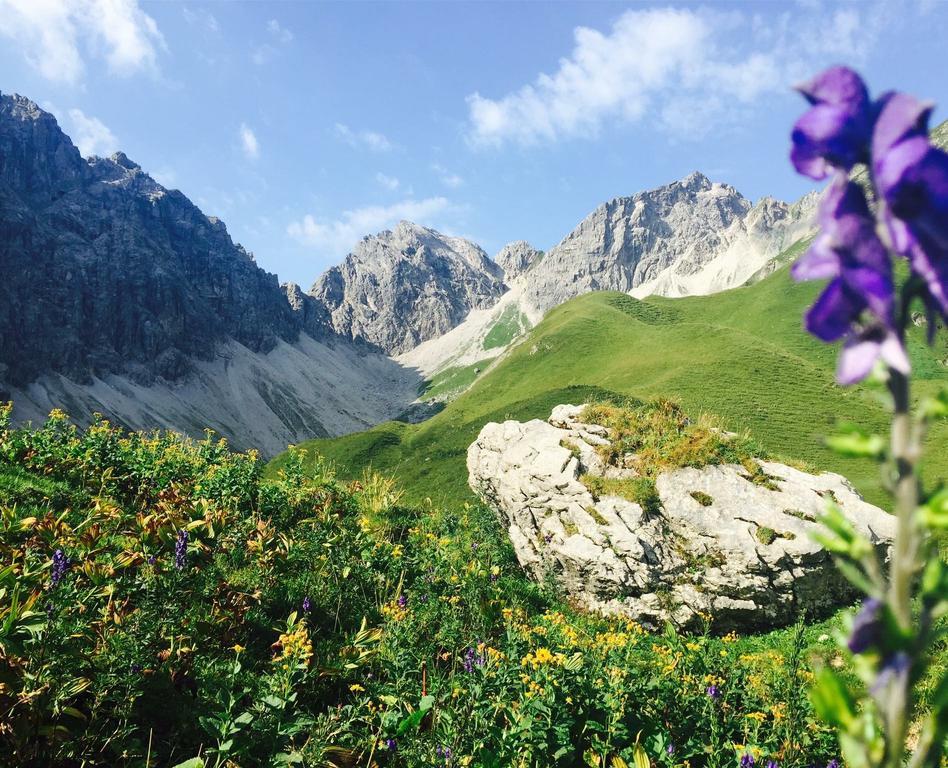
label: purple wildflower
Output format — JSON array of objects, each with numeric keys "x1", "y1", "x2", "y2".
[
  {"x1": 397, "y1": 594, "x2": 407, "y2": 609},
  {"x1": 50, "y1": 549, "x2": 69, "y2": 587},
  {"x1": 872, "y1": 93, "x2": 948, "y2": 319},
  {"x1": 706, "y1": 684, "x2": 720, "y2": 699},
  {"x1": 384, "y1": 738, "x2": 397, "y2": 752},
  {"x1": 791, "y1": 66, "x2": 874, "y2": 180},
  {"x1": 767, "y1": 762, "x2": 779, "y2": 768},
  {"x1": 147, "y1": 554, "x2": 156, "y2": 565},
  {"x1": 741, "y1": 753, "x2": 755, "y2": 768},
  {"x1": 462, "y1": 645, "x2": 485, "y2": 673},
  {"x1": 791, "y1": 177, "x2": 906, "y2": 384},
  {"x1": 667, "y1": 743, "x2": 675, "y2": 755},
  {"x1": 871, "y1": 651, "x2": 911, "y2": 711},
  {"x1": 827, "y1": 761, "x2": 840, "y2": 768},
  {"x1": 302, "y1": 596, "x2": 312, "y2": 613},
  {"x1": 848, "y1": 598, "x2": 883, "y2": 654},
  {"x1": 174, "y1": 529, "x2": 189, "y2": 571}
]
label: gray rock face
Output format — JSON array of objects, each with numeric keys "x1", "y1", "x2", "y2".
[
  {"x1": 0, "y1": 92, "x2": 420, "y2": 455},
  {"x1": 468, "y1": 405, "x2": 894, "y2": 631},
  {"x1": 310, "y1": 221, "x2": 507, "y2": 354},
  {"x1": 0, "y1": 91, "x2": 304, "y2": 388},
  {"x1": 495, "y1": 240, "x2": 541, "y2": 281},
  {"x1": 521, "y1": 172, "x2": 816, "y2": 313}
]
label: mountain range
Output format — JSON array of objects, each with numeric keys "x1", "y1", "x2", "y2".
[{"x1": 0, "y1": 90, "x2": 834, "y2": 454}]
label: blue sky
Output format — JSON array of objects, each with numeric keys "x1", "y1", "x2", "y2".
[{"x1": 1, "y1": 1, "x2": 947, "y2": 287}]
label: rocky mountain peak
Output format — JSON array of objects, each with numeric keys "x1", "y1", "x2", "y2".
[
  {"x1": 495, "y1": 240, "x2": 542, "y2": 281},
  {"x1": 309, "y1": 221, "x2": 506, "y2": 355}
]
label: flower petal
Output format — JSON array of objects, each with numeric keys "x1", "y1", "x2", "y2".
[
  {"x1": 872, "y1": 92, "x2": 933, "y2": 159},
  {"x1": 792, "y1": 235, "x2": 839, "y2": 281},
  {"x1": 796, "y1": 66, "x2": 869, "y2": 109},
  {"x1": 791, "y1": 105, "x2": 866, "y2": 178},
  {"x1": 837, "y1": 334, "x2": 881, "y2": 385},
  {"x1": 806, "y1": 279, "x2": 863, "y2": 342},
  {"x1": 879, "y1": 332, "x2": 911, "y2": 375}
]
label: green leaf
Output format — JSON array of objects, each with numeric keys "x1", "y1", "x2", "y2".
[
  {"x1": 825, "y1": 424, "x2": 886, "y2": 459},
  {"x1": 810, "y1": 667, "x2": 857, "y2": 729},
  {"x1": 921, "y1": 389, "x2": 948, "y2": 421}
]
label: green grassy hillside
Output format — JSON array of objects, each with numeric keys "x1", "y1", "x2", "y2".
[{"x1": 268, "y1": 263, "x2": 948, "y2": 510}]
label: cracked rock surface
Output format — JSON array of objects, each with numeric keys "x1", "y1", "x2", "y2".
[{"x1": 468, "y1": 404, "x2": 894, "y2": 631}]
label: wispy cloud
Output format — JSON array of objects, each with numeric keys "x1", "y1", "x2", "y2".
[
  {"x1": 240, "y1": 123, "x2": 259, "y2": 159},
  {"x1": 376, "y1": 172, "x2": 401, "y2": 191},
  {"x1": 432, "y1": 163, "x2": 464, "y2": 188},
  {"x1": 0, "y1": 0, "x2": 166, "y2": 84},
  {"x1": 68, "y1": 108, "x2": 119, "y2": 157},
  {"x1": 466, "y1": 5, "x2": 890, "y2": 146},
  {"x1": 267, "y1": 19, "x2": 293, "y2": 44},
  {"x1": 287, "y1": 197, "x2": 451, "y2": 256},
  {"x1": 252, "y1": 17, "x2": 293, "y2": 65},
  {"x1": 334, "y1": 123, "x2": 393, "y2": 152},
  {"x1": 183, "y1": 7, "x2": 218, "y2": 34}
]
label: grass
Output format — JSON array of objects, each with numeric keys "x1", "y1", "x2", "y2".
[
  {"x1": 483, "y1": 303, "x2": 530, "y2": 350},
  {"x1": 269, "y1": 259, "x2": 948, "y2": 511},
  {"x1": 417, "y1": 362, "x2": 485, "y2": 401}
]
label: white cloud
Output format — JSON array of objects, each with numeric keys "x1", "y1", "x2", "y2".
[
  {"x1": 466, "y1": 5, "x2": 890, "y2": 146},
  {"x1": 376, "y1": 172, "x2": 400, "y2": 191},
  {"x1": 0, "y1": 0, "x2": 166, "y2": 84},
  {"x1": 287, "y1": 197, "x2": 451, "y2": 256},
  {"x1": 267, "y1": 19, "x2": 293, "y2": 43},
  {"x1": 67, "y1": 108, "x2": 119, "y2": 157},
  {"x1": 432, "y1": 163, "x2": 464, "y2": 188},
  {"x1": 240, "y1": 123, "x2": 259, "y2": 159},
  {"x1": 334, "y1": 123, "x2": 393, "y2": 152},
  {"x1": 183, "y1": 7, "x2": 219, "y2": 33}
]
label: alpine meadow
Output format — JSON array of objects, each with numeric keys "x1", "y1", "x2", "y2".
[{"x1": 1, "y1": 3, "x2": 948, "y2": 768}]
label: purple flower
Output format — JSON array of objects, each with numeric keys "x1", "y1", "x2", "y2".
[
  {"x1": 706, "y1": 684, "x2": 720, "y2": 699},
  {"x1": 827, "y1": 761, "x2": 840, "y2": 768},
  {"x1": 397, "y1": 594, "x2": 407, "y2": 609},
  {"x1": 871, "y1": 651, "x2": 911, "y2": 711},
  {"x1": 147, "y1": 555, "x2": 156, "y2": 565},
  {"x1": 463, "y1": 645, "x2": 485, "y2": 673},
  {"x1": 302, "y1": 596, "x2": 312, "y2": 613},
  {"x1": 792, "y1": 177, "x2": 906, "y2": 383},
  {"x1": 740, "y1": 753, "x2": 755, "y2": 768},
  {"x1": 50, "y1": 549, "x2": 69, "y2": 587},
  {"x1": 767, "y1": 762, "x2": 779, "y2": 768},
  {"x1": 873, "y1": 93, "x2": 948, "y2": 318},
  {"x1": 174, "y1": 529, "x2": 189, "y2": 571},
  {"x1": 848, "y1": 598, "x2": 883, "y2": 654},
  {"x1": 791, "y1": 66, "x2": 874, "y2": 180},
  {"x1": 384, "y1": 738, "x2": 397, "y2": 752},
  {"x1": 667, "y1": 743, "x2": 676, "y2": 755}
]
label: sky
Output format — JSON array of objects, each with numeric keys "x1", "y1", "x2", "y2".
[{"x1": 1, "y1": 0, "x2": 947, "y2": 288}]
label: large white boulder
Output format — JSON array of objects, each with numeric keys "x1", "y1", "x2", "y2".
[{"x1": 468, "y1": 405, "x2": 894, "y2": 631}]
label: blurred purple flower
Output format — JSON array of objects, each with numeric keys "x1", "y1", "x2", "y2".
[
  {"x1": 397, "y1": 594, "x2": 407, "y2": 609},
  {"x1": 740, "y1": 753, "x2": 755, "y2": 768},
  {"x1": 827, "y1": 760, "x2": 840, "y2": 768},
  {"x1": 385, "y1": 738, "x2": 397, "y2": 752},
  {"x1": 792, "y1": 177, "x2": 907, "y2": 383},
  {"x1": 791, "y1": 66, "x2": 873, "y2": 179},
  {"x1": 767, "y1": 762, "x2": 779, "y2": 768},
  {"x1": 873, "y1": 93, "x2": 948, "y2": 318},
  {"x1": 706, "y1": 684, "x2": 720, "y2": 699},
  {"x1": 848, "y1": 597, "x2": 883, "y2": 654},
  {"x1": 667, "y1": 743, "x2": 675, "y2": 755},
  {"x1": 174, "y1": 529, "x2": 189, "y2": 571},
  {"x1": 302, "y1": 596, "x2": 312, "y2": 613}
]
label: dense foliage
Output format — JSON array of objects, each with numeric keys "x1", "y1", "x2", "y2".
[{"x1": 0, "y1": 405, "x2": 853, "y2": 767}]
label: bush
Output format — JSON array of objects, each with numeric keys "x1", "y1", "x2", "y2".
[{"x1": 0, "y1": 409, "x2": 840, "y2": 766}]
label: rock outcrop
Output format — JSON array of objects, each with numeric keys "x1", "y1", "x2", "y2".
[
  {"x1": 468, "y1": 404, "x2": 894, "y2": 631},
  {"x1": 310, "y1": 221, "x2": 507, "y2": 354},
  {"x1": 495, "y1": 240, "x2": 542, "y2": 281}
]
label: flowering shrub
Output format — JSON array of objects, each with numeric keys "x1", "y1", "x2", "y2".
[
  {"x1": 0, "y1": 407, "x2": 847, "y2": 766},
  {"x1": 790, "y1": 66, "x2": 948, "y2": 767}
]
